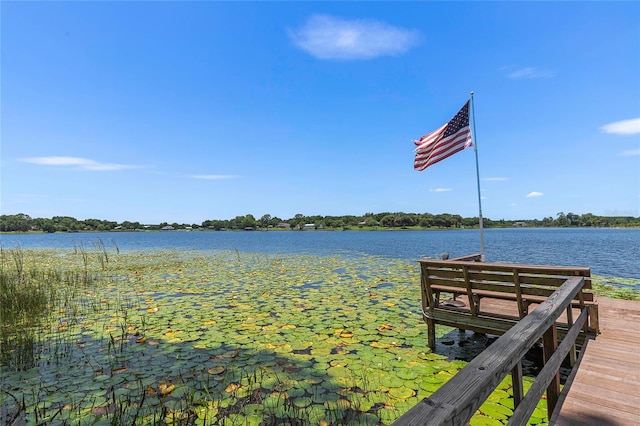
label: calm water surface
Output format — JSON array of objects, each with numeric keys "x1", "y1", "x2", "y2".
[{"x1": 1, "y1": 228, "x2": 638, "y2": 279}]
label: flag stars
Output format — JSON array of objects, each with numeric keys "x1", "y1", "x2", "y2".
[
  {"x1": 443, "y1": 103, "x2": 470, "y2": 138},
  {"x1": 414, "y1": 101, "x2": 473, "y2": 171}
]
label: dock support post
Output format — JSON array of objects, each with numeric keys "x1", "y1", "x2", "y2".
[{"x1": 427, "y1": 319, "x2": 436, "y2": 350}]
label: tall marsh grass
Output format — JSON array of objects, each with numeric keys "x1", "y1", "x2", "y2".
[
  {"x1": 0, "y1": 248, "x2": 56, "y2": 328},
  {"x1": 0, "y1": 247, "x2": 102, "y2": 370},
  {"x1": 1, "y1": 247, "x2": 555, "y2": 425}
]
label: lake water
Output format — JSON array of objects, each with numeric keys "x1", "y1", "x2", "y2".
[{"x1": 2, "y1": 228, "x2": 638, "y2": 280}]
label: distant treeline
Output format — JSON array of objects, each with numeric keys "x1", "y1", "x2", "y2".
[{"x1": 1, "y1": 212, "x2": 639, "y2": 233}]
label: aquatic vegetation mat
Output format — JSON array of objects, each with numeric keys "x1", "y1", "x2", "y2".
[
  {"x1": 0, "y1": 248, "x2": 549, "y2": 425},
  {"x1": 591, "y1": 275, "x2": 640, "y2": 300}
]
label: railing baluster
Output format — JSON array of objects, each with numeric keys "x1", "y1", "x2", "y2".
[
  {"x1": 394, "y1": 277, "x2": 589, "y2": 426},
  {"x1": 566, "y1": 305, "x2": 577, "y2": 366},
  {"x1": 542, "y1": 323, "x2": 560, "y2": 416},
  {"x1": 511, "y1": 361, "x2": 523, "y2": 408}
]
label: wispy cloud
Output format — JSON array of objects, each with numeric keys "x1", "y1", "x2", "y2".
[
  {"x1": 600, "y1": 118, "x2": 640, "y2": 135},
  {"x1": 187, "y1": 174, "x2": 239, "y2": 180},
  {"x1": 289, "y1": 15, "x2": 420, "y2": 60},
  {"x1": 20, "y1": 156, "x2": 146, "y2": 171},
  {"x1": 430, "y1": 188, "x2": 452, "y2": 192},
  {"x1": 620, "y1": 149, "x2": 640, "y2": 157},
  {"x1": 502, "y1": 66, "x2": 554, "y2": 80},
  {"x1": 482, "y1": 177, "x2": 510, "y2": 181},
  {"x1": 526, "y1": 191, "x2": 544, "y2": 198}
]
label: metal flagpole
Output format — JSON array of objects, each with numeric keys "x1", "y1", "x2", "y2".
[{"x1": 470, "y1": 91, "x2": 485, "y2": 261}]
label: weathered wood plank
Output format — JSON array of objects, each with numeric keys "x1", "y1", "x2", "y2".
[
  {"x1": 462, "y1": 265, "x2": 477, "y2": 316},
  {"x1": 604, "y1": 332, "x2": 640, "y2": 346},
  {"x1": 551, "y1": 298, "x2": 640, "y2": 425},
  {"x1": 507, "y1": 308, "x2": 589, "y2": 425},
  {"x1": 415, "y1": 257, "x2": 600, "y2": 423},
  {"x1": 564, "y1": 381, "x2": 640, "y2": 409},
  {"x1": 553, "y1": 398, "x2": 638, "y2": 426},
  {"x1": 394, "y1": 277, "x2": 585, "y2": 426},
  {"x1": 570, "y1": 347, "x2": 640, "y2": 381},
  {"x1": 555, "y1": 397, "x2": 640, "y2": 423},
  {"x1": 584, "y1": 341, "x2": 639, "y2": 358},
  {"x1": 424, "y1": 301, "x2": 591, "y2": 346},
  {"x1": 447, "y1": 253, "x2": 483, "y2": 262},
  {"x1": 415, "y1": 256, "x2": 637, "y2": 426},
  {"x1": 419, "y1": 259, "x2": 591, "y2": 275},
  {"x1": 575, "y1": 365, "x2": 640, "y2": 388},
  {"x1": 511, "y1": 362, "x2": 523, "y2": 408}
]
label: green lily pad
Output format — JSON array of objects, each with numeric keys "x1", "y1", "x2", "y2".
[
  {"x1": 469, "y1": 415, "x2": 504, "y2": 426},
  {"x1": 487, "y1": 389, "x2": 510, "y2": 402},
  {"x1": 396, "y1": 368, "x2": 420, "y2": 380},
  {"x1": 293, "y1": 396, "x2": 312, "y2": 408},
  {"x1": 479, "y1": 401, "x2": 513, "y2": 420},
  {"x1": 389, "y1": 386, "x2": 416, "y2": 399},
  {"x1": 1, "y1": 249, "x2": 535, "y2": 425},
  {"x1": 380, "y1": 375, "x2": 405, "y2": 388}
]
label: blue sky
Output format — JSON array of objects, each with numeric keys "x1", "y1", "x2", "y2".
[{"x1": 2, "y1": 1, "x2": 639, "y2": 224}]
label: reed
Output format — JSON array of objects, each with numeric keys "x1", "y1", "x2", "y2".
[
  {"x1": 1, "y1": 247, "x2": 552, "y2": 425},
  {"x1": 0, "y1": 248, "x2": 55, "y2": 328}
]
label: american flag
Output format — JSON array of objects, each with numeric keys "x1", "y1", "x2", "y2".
[{"x1": 414, "y1": 101, "x2": 473, "y2": 171}]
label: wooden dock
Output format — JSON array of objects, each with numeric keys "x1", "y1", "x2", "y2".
[
  {"x1": 551, "y1": 297, "x2": 640, "y2": 425},
  {"x1": 393, "y1": 291, "x2": 640, "y2": 426}
]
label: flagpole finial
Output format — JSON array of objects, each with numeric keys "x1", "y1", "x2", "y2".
[{"x1": 470, "y1": 91, "x2": 474, "y2": 96}]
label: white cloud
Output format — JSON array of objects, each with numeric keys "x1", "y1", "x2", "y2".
[
  {"x1": 620, "y1": 149, "x2": 640, "y2": 157},
  {"x1": 188, "y1": 174, "x2": 239, "y2": 180},
  {"x1": 600, "y1": 118, "x2": 640, "y2": 135},
  {"x1": 20, "y1": 156, "x2": 145, "y2": 171},
  {"x1": 482, "y1": 177, "x2": 510, "y2": 181},
  {"x1": 503, "y1": 66, "x2": 554, "y2": 80},
  {"x1": 526, "y1": 192, "x2": 544, "y2": 198},
  {"x1": 289, "y1": 15, "x2": 420, "y2": 60},
  {"x1": 430, "y1": 188, "x2": 452, "y2": 192}
]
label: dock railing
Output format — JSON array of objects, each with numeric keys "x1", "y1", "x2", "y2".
[{"x1": 393, "y1": 276, "x2": 593, "y2": 425}]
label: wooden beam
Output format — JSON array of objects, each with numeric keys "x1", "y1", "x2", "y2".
[
  {"x1": 508, "y1": 307, "x2": 589, "y2": 425},
  {"x1": 542, "y1": 323, "x2": 560, "y2": 414},
  {"x1": 394, "y1": 277, "x2": 585, "y2": 426},
  {"x1": 511, "y1": 361, "x2": 524, "y2": 409}
]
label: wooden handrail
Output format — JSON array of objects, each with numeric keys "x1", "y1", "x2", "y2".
[
  {"x1": 446, "y1": 253, "x2": 483, "y2": 262},
  {"x1": 508, "y1": 307, "x2": 589, "y2": 425},
  {"x1": 419, "y1": 259, "x2": 591, "y2": 278},
  {"x1": 393, "y1": 276, "x2": 589, "y2": 426}
]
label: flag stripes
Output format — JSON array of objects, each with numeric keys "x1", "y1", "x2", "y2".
[{"x1": 414, "y1": 101, "x2": 473, "y2": 171}]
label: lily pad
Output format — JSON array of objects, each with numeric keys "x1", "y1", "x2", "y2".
[
  {"x1": 380, "y1": 375, "x2": 405, "y2": 388},
  {"x1": 469, "y1": 415, "x2": 504, "y2": 426},
  {"x1": 389, "y1": 386, "x2": 416, "y2": 399},
  {"x1": 0, "y1": 249, "x2": 518, "y2": 425},
  {"x1": 479, "y1": 401, "x2": 513, "y2": 420}
]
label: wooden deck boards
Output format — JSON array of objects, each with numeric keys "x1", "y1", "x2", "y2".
[
  {"x1": 432, "y1": 295, "x2": 640, "y2": 425},
  {"x1": 551, "y1": 297, "x2": 640, "y2": 426}
]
